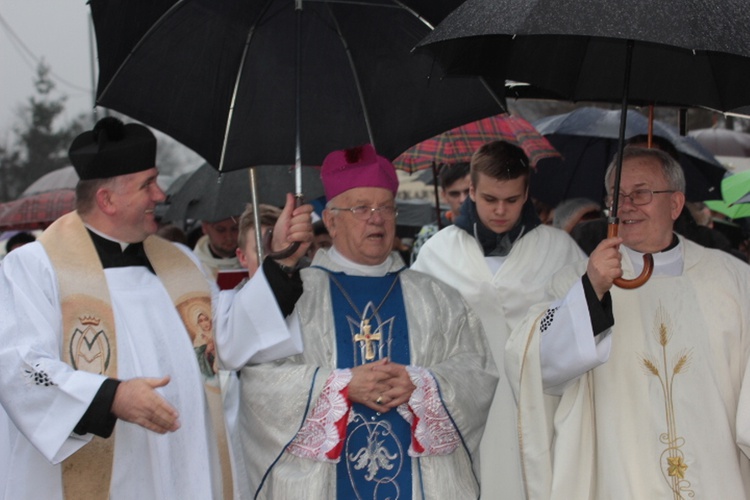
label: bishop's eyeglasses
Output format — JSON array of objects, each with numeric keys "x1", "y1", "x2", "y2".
[
  {"x1": 607, "y1": 188, "x2": 675, "y2": 207},
  {"x1": 329, "y1": 205, "x2": 399, "y2": 220}
]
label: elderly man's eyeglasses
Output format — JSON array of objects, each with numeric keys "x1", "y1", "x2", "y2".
[
  {"x1": 607, "y1": 189, "x2": 675, "y2": 207},
  {"x1": 329, "y1": 205, "x2": 398, "y2": 220}
]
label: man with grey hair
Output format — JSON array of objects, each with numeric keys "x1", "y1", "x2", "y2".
[
  {"x1": 233, "y1": 144, "x2": 497, "y2": 499},
  {"x1": 506, "y1": 147, "x2": 750, "y2": 499}
]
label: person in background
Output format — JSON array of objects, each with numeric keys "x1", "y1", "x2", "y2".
[
  {"x1": 409, "y1": 161, "x2": 470, "y2": 264},
  {"x1": 0, "y1": 117, "x2": 313, "y2": 499},
  {"x1": 4, "y1": 231, "x2": 36, "y2": 253},
  {"x1": 156, "y1": 223, "x2": 188, "y2": 245},
  {"x1": 194, "y1": 215, "x2": 242, "y2": 278},
  {"x1": 236, "y1": 203, "x2": 284, "y2": 277},
  {"x1": 412, "y1": 140, "x2": 585, "y2": 500},
  {"x1": 232, "y1": 144, "x2": 497, "y2": 499},
  {"x1": 507, "y1": 147, "x2": 750, "y2": 499},
  {"x1": 307, "y1": 219, "x2": 333, "y2": 259}
]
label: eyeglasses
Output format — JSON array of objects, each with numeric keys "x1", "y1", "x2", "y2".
[
  {"x1": 329, "y1": 205, "x2": 398, "y2": 220},
  {"x1": 607, "y1": 188, "x2": 676, "y2": 207}
]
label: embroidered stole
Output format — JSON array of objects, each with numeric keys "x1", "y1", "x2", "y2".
[
  {"x1": 328, "y1": 272, "x2": 412, "y2": 500},
  {"x1": 39, "y1": 212, "x2": 233, "y2": 500}
]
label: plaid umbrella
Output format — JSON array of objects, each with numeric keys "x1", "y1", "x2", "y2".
[
  {"x1": 0, "y1": 190, "x2": 77, "y2": 231},
  {"x1": 393, "y1": 113, "x2": 559, "y2": 173}
]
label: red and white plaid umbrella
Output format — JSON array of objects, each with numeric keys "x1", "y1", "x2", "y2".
[
  {"x1": 0, "y1": 189, "x2": 77, "y2": 231},
  {"x1": 393, "y1": 112, "x2": 560, "y2": 173}
]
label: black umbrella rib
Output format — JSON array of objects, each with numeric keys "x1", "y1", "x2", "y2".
[
  {"x1": 305, "y1": 0, "x2": 435, "y2": 29},
  {"x1": 218, "y1": 0, "x2": 278, "y2": 173},
  {"x1": 326, "y1": 3, "x2": 376, "y2": 149},
  {"x1": 97, "y1": 0, "x2": 189, "y2": 104}
]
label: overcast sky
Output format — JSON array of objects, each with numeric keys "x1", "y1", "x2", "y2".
[{"x1": 0, "y1": 1, "x2": 93, "y2": 140}]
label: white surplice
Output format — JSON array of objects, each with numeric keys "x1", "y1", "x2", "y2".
[
  {"x1": 0, "y1": 240, "x2": 298, "y2": 500},
  {"x1": 411, "y1": 224, "x2": 585, "y2": 500},
  {"x1": 507, "y1": 236, "x2": 750, "y2": 499}
]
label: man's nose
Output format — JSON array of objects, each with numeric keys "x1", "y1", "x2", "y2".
[{"x1": 153, "y1": 184, "x2": 167, "y2": 202}]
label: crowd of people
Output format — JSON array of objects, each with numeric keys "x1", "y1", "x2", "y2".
[{"x1": 1, "y1": 116, "x2": 750, "y2": 499}]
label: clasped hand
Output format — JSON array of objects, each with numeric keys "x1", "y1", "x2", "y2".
[{"x1": 347, "y1": 359, "x2": 416, "y2": 413}]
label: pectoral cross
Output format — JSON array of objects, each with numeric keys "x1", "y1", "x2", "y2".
[{"x1": 353, "y1": 319, "x2": 381, "y2": 361}]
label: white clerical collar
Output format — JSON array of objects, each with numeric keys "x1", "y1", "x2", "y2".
[
  {"x1": 85, "y1": 224, "x2": 131, "y2": 251},
  {"x1": 327, "y1": 245, "x2": 394, "y2": 277},
  {"x1": 624, "y1": 238, "x2": 684, "y2": 277}
]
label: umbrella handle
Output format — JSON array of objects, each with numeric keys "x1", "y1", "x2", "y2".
[
  {"x1": 607, "y1": 221, "x2": 653, "y2": 289},
  {"x1": 264, "y1": 194, "x2": 304, "y2": 260}
]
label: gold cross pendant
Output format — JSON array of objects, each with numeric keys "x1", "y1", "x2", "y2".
[{"x1": 353, "y1": 318, "x2": 381, "y2": 361}]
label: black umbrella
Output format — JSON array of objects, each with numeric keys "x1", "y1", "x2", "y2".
[
  {"x1": 530, "y1": 107, "x2": 726, "y2": 206},
  {"x1": 90, "y1": 0, "x2": 504, "y2": 258},
  {"x1": 418, "y1": 0, "x2": 750, "y2": 288},
  {"x1": 161, "y1": 162, "x2": 324, "y2": 224},
  {"x1": 419, "y1": 0, "x2": 750, "y2": 111},
  {"x1": 90, "y1": 0, "x2": 504, "y2": 172}
]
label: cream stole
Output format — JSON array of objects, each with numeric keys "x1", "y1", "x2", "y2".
[{"x1": 39, "y1": 212, "x2": 233, "y2": 500}]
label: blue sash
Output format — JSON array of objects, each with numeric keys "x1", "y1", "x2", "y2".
[{"x1": 328, "y1": 271, "x2": 413, "y2": 500}]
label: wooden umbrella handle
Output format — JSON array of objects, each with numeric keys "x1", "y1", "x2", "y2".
[
  {"x1": 607, "y1": 221, "x2": 653, "y2": 289},
  {"x1": 264, "y1": 195, "x2": 304, "y2": 260}
]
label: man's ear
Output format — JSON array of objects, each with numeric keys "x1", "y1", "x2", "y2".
[
  {"x1": 236, "y1": 247, "x2": 248, "y2": 268},
  {"x1": 322, "y1": 209, "x2": 336, "y2": 238},
  {"x1": 95, "y1": 187, "x2": 116, "y2": 215},
  {"x1": 671, "y1": 191, "x2": 686, "y2": 221}
]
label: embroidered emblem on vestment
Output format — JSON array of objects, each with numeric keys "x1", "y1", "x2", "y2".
[
  {"x1": 24, "y1": 363, "x2": 56, "y2": 386},
  {"x1": 540, "y1": 306, "x2": 559, "y2": 333},
  {"x1": 69, "y1": 315, "x2": 111, "y2": 374},
  {"x1": 638, "y1": 303, "x2": 694, "y2": 498},
  {"x1": 346, "y1": 409, "x2": 405, "y2": 499}
]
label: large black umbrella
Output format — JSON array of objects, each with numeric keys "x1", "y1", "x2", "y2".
[
  {"x1": 530, "y1": 107, "x2": 726, "y2": 206},
  {"x1": 90, "y1": 0, "x2": 504, "y2": 173},
  {"x1": 90, "y1": 0, "x2": 504, "y2": 259},
  {"x1": 419, "y1": 0, "x2": 750, "y2": 111},
  {"x1": 418, "y1": 0, "x2": 750, "y2": 288}
]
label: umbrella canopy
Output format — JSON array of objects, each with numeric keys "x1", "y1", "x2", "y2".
[
  {"x1": 393, "y1": 112, "x2": 559, "y2": 173},
  {"x1": 713, "y1": 168, "x2": 750, "y2": 206},
  {"x1": 704, "y1": 171, "x2": 750, "y2": 221},
  {"x1": 530, "y1": 107, "x2": 726, "y2": 205},
  {"x1": 0, "y1": 190, "x2": 77, "y2": 232},
  {"x1": 161, "y1": 163, "x2": 324, "y2": 224},
  {"x1": 688, "y1": 128, "x2": 750, "y2": 157},
  {"x1": 0, "y1": 166, "x2": 83, "y2": 231},
  {"x1": 90, "y1": 0, "x2": 506, "y2": 174},
  {"x1": 705, "y1": 199, "x2": 750, "y2": 220},
  {"x1": 21, "y1": 166, "x2": 79, "y2": 195},
  {"x1": 419, "y1": 0, "x2": 750, "y2": 112}
]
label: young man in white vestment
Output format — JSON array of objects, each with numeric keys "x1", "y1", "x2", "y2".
[
  {"x1": 233, "y1": 144, "x2": 498, "y2": 499},
  {"x1": 506, "y1": 147, "x2": 750, "y2": 499},
  {"x1": 411, "y1": 140, "x2": 585, "y2": 499},
  {"x1": 0, "y1": 117, "x2": 314, "y2": 500}
]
